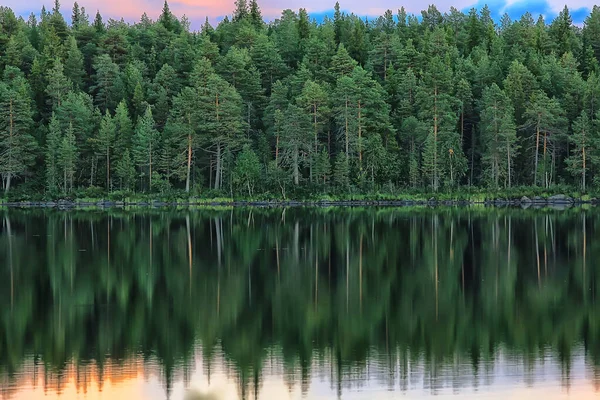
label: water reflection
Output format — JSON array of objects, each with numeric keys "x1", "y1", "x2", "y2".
[{"x1": 1, "y1": 207, "x2": 600, "y2": 399}]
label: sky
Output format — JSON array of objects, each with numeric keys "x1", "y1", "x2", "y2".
[{"x1": 4, "y1": 0, "x2": 597, "y2": 29}]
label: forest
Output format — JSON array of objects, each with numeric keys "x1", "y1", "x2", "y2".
[{"x1": 1, "y1": 1, "x2": 600, "y2": 200}]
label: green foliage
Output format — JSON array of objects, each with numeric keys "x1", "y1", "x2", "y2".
[
  {"x1": 0, "y1": 78, "x2": 36, "y2": 194},
  {"x1": 1, "y1": 2, "x2": 600, "y2": 198},
  {"x1": 132, "y1": 106, "x2": 159, "y2": 191},
  {"x1": 233, "y1": 145, "x2": 261, "y2": 196},
  {"x1": 58, "y1": 123, "x2": 78, "y2": 194}
]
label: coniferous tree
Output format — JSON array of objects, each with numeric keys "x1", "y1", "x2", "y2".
[
  {"x1": 46, "y1": 113, "x2": 61, "y2": 193},
  {"x1": 313, "y1": 147, "x2": 332, "y2": 187},
  {"x1": 165, "y1": 87, "x2": 197, "y2": 192},
  {"x1": 46, "y1": 58, "x2": 72, "y2": 110},
  {"x1": 199, "y1": 74, "x2": 244, "y2": 191},
  {"x1": 565, "y1": 111, "x2": 593, "y2": 191},
  {"x1": 91, "y1": 54, "x2": 122, "y2": 111},
  {"x1": 297, "y1": 80, "x2": 330, "y2": 180},
  {"x1": 1, "y1": 2, "x2": 600, "y2": 197},
  {"x1": 0, "y1": 81, "x2": 36, "y2": 194},
  {"x1": 97, "y1": 109, "x2": 115, "y2": 190},
  {"x1": 113, "y1": 100, "x2": 134, "y2": 161},
  {"x1": 480, "y1": 84, "x2": 519, "y2": 189},
  {"x1": 114, "y1": 148, "x2": 135, "y2": 191},
  {"x1": 280, "y1": 104, "x2": 311, "y2": 185},
  {"x1": 523, "y1": 90, "x2": 567, "y2": 187},
  {"x1": 233, "y1": 144, "x2": 261, "y2": 196},
  {"x1": 63, "y1": 36, "x2": 85, "y2": 90},
  {"x1": 133, "y1": 106, "x2": 159, "y2": 191},
  {"x1": 58, "y1": 122, "x2": 78, "y2": 194}
]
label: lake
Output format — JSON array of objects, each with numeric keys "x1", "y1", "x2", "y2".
[{"x1": 1, "y1": 207, "x2": 599, "y2": 400}]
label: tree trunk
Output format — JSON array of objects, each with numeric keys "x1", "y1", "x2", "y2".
[
  {"x1": 358, "y1": 100, "x2": 362, "y2": 171},
  {"x1": 149, "y1": 142, "x2": 153, "y2": 191},
  {"x1": 215, "y1": 143, "x2": 221, "y2": 191},
  {"x1": 6, "y1": 99, "x2": 13, "y2": 195},
  {"x1": 293, "y1": 146, "x2": 299, "y2": 185},
  {"x1": 345, "y1": 98, "x2": 349, "y2": 157},
  {"x1": 312, "y1": 102, "x2": 318, "y2": 183},
  {"x1": 543, "y1": 132, "x2": 548, "y2": 189},
  {"x1": 534, "y1": 113, "x2": 540, "y2": 186},
  {"x1": 506, "y1": 138, "x2": 511, "y2": 189},
  {"x1": 185, "y1": 132, "x2": 192, "y2": 193},
  {"x1": 583, "y1": 140, "x2": 587, "y2": 192},
  {"x1": 4, "y1": 174, "x2": 11, "y2": 195},
  {"x1": 494, "y1": 102, "x2": 499, "y2": 189},
  {"x1": 433, "y1": 86, "x2": 438, "y2": 191},
  {"x1": 106, "y1": 147, "x2": 110, "y2": 192}
]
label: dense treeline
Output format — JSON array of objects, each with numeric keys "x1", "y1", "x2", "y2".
[
  {"x1": 2, "y1": 208, "x2": 600, "y2": 397},
  {"x1": 2, "y1": 1, "x2": 600, "y2": 199}
]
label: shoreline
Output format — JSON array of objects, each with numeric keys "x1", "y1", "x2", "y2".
[{"x1": 1, "y1": 195, "x2": 596, "y2": 209}]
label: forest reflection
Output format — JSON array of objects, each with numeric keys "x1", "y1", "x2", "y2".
[{"x1": 1, "y1": 207, "x2": 600, "y2": 399}]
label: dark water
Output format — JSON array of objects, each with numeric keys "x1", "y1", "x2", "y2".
[{"x1": 1, "y1": 207, "x2": 599, "y2": 400}]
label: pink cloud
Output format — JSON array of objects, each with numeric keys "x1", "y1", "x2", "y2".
[
  {"x1": 7, "y1": 0, "x2": 479, "y2": 23},
  {"x1": 8, "y1": 0, "x2": 597, "y2": 29}
]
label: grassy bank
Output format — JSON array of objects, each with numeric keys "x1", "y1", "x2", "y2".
[{"x1": 0, "y1": 184, "x2": 597, "y2": 206}]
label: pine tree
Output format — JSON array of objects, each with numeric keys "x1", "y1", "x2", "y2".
[
  {"x1": 58, "y1": 123, "x2": 78, "y2": 194},
  {"x1": 313, "y1": 147, "x2": 332, "y2": 187},
  {"x1": 480, "y1": 84, "x2": 519, "y2": 189},
  {"x1": 333, "y1": 151, "x2": 349, "y2": 191},
  {"x1": 159, "y1": 1, "x2": 177, "y2": 32},
  {"x1": 251, "y1": 35, "x2": 287, "y2": 94},
  {"x1": 114, "y1": 148, "x2": 135, "y2": 191},
  {"x1": 46, "y1": 113, "x2": 61, "y2": 193},
  {"x1": 280, "y1": 104, "x2": 311, "y2": 185},
  {"x1": 400, "y1": 116, "x2": 427, "y2": 188},
  {"x1": 64, "y1": 36, "x2": 85, "y2": 90},
  {"x1": 97, "y1": 109, "x2": 115, "y2": 190},
  {"x1": 298, "y1": 80, "x2": 330, "y2": 180},
  {"x1": 46, "y1": 58, "x2": 72, "y2": 110},
  {"x1": 249, "y1": 0, "x2": 263, "y2": 30},
  {"x1": 132, "y1": 106, "x2": 159, "y2": 191},
  {"x1": 503, "y1": 61, "x2": 538, "y2": 125},
  {"x1": 583, "y1": 6, "x2": 600, "y2": 62},
  {"x1": 329, "y1": 44, "x2": 357, "y2": 79},
  {"x1": 523, "y1": 90, "x2": 567, "y2": 187},
  {"x1": 0, "y1": 81, "x2": 36, "y2": 194},
  {"x1": 113, "y1": 100, "x2": 134, "y2": 161},
  {"x1": 198, "y1": 74, "x2": 244, "y2": 191},
  {"x1": 233, "y1": 144, "x2": 261, "y2": 196},
  {"x1": 416, "y1": 56, "x2": 466, "y2": 190},
  {"x1": 566, "y1": 111, "x2": 593, "y2": 191},
  {"x1": 217, "y1": 46, "x2": 264, "y2": 135},
  {"x1": 166, "y1": 87, "x2": 197, "y2": 192},
  {"x1": 93, "y1": 11, "x2": 104, "y2": 33},
  {"x1": 91, "y1": 54, "x2": 122, "y2": 111},
  {"x1": 71, "y1": 2, "x2": 81, "y2": 29}
]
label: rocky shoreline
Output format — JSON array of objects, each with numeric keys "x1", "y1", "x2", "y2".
[{"x1": 0, "y1": 194, "x2": 595, "y2": 209}]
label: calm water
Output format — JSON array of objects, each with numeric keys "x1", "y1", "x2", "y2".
[{"x1": 1, "y1": 207, "x2": 599, "y2": 400}]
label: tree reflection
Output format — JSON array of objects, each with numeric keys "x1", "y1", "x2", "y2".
[{"x1": 1, "y1": 207, "x2": 600, "y2": 399}]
